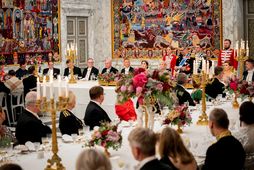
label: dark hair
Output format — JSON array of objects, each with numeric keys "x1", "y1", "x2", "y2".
[
  {"x1": 8, "y1": 70, "x2": 16, "y2": 76},
  {"x1": 48, "y1": 61, "x2": 54, "y2": 65},
  {"x1": 0, "y1": 163, "x2": 23, "y2": 170},
  {"x1": 239, "y1": 101, "x2": 254, "y2": 125},
  {"x1": 224, "y1": 39, "x2": 231, "y2": 44},
  {"x1": 245, "y1": 59, "x2": 254, "y2": 65},
  {"x1": 141, "y1": 60, "x2": 149, "y2": 69},
  {"x1": 177, "y1": 73, "x2": 187, "y2": 85},
  {"x1": 214, "y1": 66, "x2": 223, "y2": 76},
  {"x1": 209, "y1": 108, "x2": 229, "y2": 129},
  {"x1": 66, "y1": 59, "x2": 71, "y2": 64},
  {"x1": 28, "y1": 65, "x2": 35, "y2": 74},
  {"x1": 19, "y1": 61, "x2": 26, "y2": 67},
  {"x1": 89, "y1": 86, "x2": 104, "y2": 100},
  {"x1": 224, "y1": 60, "x2": 232, "y2": 66}
]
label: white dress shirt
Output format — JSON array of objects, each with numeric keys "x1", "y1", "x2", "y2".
[
  {"x1": 246, "y1": 69, "x2": 254, "y2": 83},
  {"x1": 84, "y1": 68, "x2": 92, "y2": 80},
  {"x1": 124, "y1": 67, "x2": 130, "y2": 74}
]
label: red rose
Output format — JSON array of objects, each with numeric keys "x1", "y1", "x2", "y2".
[
  {"x1": 229, "y1": 81, "x2": 238, "y2": 91},
  {"x1": 132, "y1": 73, "x2": 148, "y2": 88},
  {"x1": 182, "y1": 120, "x2": 186, "y2": 125},
  {"x1": 152, "y1": 70, "x2": 159, "y2": 80},
  {"x1": 102, "y1": 130, "x2": 109, "y2": 136},
  {"x1": 134, "y1": 68, "x2": 146, "y2": 75},
  {"x1": 163, "y1": 83, "x2": 171, "y2": 91}
]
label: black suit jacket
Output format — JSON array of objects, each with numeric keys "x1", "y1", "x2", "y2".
[
  {"x1": 141, "y1": 159, "x2": 173, "y2": 170},
  {"x1": 15, "y1": 68, "x2": 28, "y2": 80},
  {"x1": 160, "y1": 156, "x2": 177, "y2": 170},
  {"x1": 84, "y1": 101, "x2": 111, "y2": 130},
  {"x1": 101, "y1": 67, "x2": 118, "y2": 74},
  {"x1": 0, "y1": 81, "x2": 10, "y2": 93},
  {"x1": 243, "y1": 70, "x2": 254, "y2": 82},
  {"x1": 174, "y1": 84, "x2": 195, "y2": 106},
  {"x1": 64, "y1": 66, "x2": 82, "y2": 77},
  {"x1": 202, "y1": 136, "x2": 245, "y2": 170},
  {"x1": 205, "y1": 78, "x2": 225, "y2": 99},
  {"x1": 121, "y1": 67, "x2": 134, "y2": 74},
  {"x1": 82, "y1": 67, "x2": 99, "y2": 80},
  {"x1": 23, "y1": 75, "x2": 37, "y2": 97},
  {"x1": 43, "y1": 68, "x2": 60, "y2": 78},
  {"x1": 59, "y1": 109, "x2": 83, "y2": 135},
  {"x1": 15, "y1": 109, "x2": 52, "y2": 144}
]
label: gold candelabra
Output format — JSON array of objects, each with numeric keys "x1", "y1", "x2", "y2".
[
  {"x1": 66, "y1": 43, "x2": 77, "y2": 84},
  {"x1": 194, "y1": 71, "x2": 209, "y2": 126},
  {"x1": 36, "y1": 96, "x2": 69, "y2": 170},
  {"x1": 236, "y1": 49, "x2": 248, "y2": 80}
]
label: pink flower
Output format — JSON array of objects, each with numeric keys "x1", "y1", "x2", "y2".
[
  {"x1": 230, "y1": 81, "x2": 238, "y2": 91},
  {"x1": 120, "y1": 85, "x2": 127, "y2": 92},
  {"x1": 106, "y1": 130, "x2": 120, "y2": 142},
  {"x1": 132, "y1": 73, "x2": 148, "y2": 88},
  {"x1": 136, "y1": 87, "x2": 143, "y2": 95},
  {"x1": 137, "y1": 96, "x2": 144, "y2": 105},
  {"x1": 156, "y1": 83, "x2": 163, "y2": 91},
  {"x1": 128, "y1": 85, "x2": 134, "y2": 93}
]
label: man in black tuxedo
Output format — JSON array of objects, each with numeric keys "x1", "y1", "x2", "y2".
[
  {"x1": 84, "y1": 86, "x2": 111, "y2": 130},
  {"x1": 174, "y1": 73, "x2": 195, "y2": 106},
  {"x1": 15, "y1": 61, "x2": 28, "y2": 80},
  {"x1": 202, "y1": 108, "x2": 245, "y2": 170},
  {"x1": 43, "y1": 61, "x2": 60, "y2": 79},
  {"x1": 15, "y1": 92, "x2": 52, "y2": 144},
  {"x1": 121, "y1": 58, "x2": 134, "y2": 74},
  {"x1": 205, "y1": 66, "x2": 225, "y2": 99},
  {"x1": 101, "y1": 58, "x2": 118, "y2": 74},
  {"x1": 22, "y1": 66, "x2": 37, "y2": 97},
  {"x1": 243, "y1": 59, "x2": 254, "y2": 83},
  {"x1": 128, "y1": 127, "x2": 173, "y2": 170},
  {"x1": 82, "y1": 58, "x2": 99, "y2": 80},
  {"x1": 64, "y1": 59, "x2": 82, "y2": 78}
]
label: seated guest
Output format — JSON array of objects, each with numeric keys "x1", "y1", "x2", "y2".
[
  {"x1": 0, "y1": 81, "x2": 10, "y2": 94},
  {"x1": 121, "y1": 58, "x2": 134, "y2": 74},
  {"x1": 234, "y1": 101, "x2": 254, "y2": 169},
  {"x1": 141, "y1": 60, "x2": 149, "y2": 70},
  {"x1": 63, "y1": 59, "x2": 82, "y2": 78},
  {"x1": 159, "y1": 61, "x2": 170, "y2": 73},
  {"x1": 191, "y1": 78, "x2": 202, "y2": 103},
  {"x1": 15, "y1": 61, "x2": 28, "y2": 80},
  {"x1": 205, "y1": 66, "x2": 225, "y2": 99},
  {"x1": 22, "y1": 66, "x2": 37, "y2": 97},
  {"x1": 43, "y1": 61, "x2": 60, "y2": 79},
  {"x1": 84, "y1": 86, "x2": 111, "y2": 130},
  {"x1": 15, "y1": 92, "x2": 51, "y2": 144},
  {"x1": 159, "y1": 127, "x2": 197, "y2": 170},
  {"x1": 202, "y1": 108, "x2": 245, "y2": 170},
  {"x1": 0, "y1": 163, "x2": 23, "y2": 170},
  {"x1": 0, "y1": 106, "x2": 16, "y2": 142},
  {"x1": 82, "y1": 58, "x2": 99, "y2": 80},
  {"x1": 174, "y1": 73, "x2": 195, "y2": 106},
  {"x1": 59, "y1": 91, "x2": 83, "y2": 135},
  {"x1": 76, "y1": 148, "x2": 112, "y2": 170},
  {"x1": 101, "y1": 58, "x2": 118, "y2": 74},
  {"x1": 222, "y1": 61, "x2": 234, "y2": 85},
  {"x1": 4, "y1": 70, "x2": 23, "y2": 93},
  {"x1": 128, "y1": 127, "x2": 173, "y2": 170},
  {"x1": 243, "y1": 59, "x2": 254, "y2": 83}
]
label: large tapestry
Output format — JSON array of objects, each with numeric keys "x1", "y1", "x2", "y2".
[
  {"x1": 112, "y1": 0, "x2": 222, "y2": 59},
  {"x1": 0, "y1": 0, "x2": 60, "y2": 65}
]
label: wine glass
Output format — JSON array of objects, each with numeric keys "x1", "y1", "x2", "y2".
[{"x1": 71, "y1": 134, "x2": 78, "y2": 143}]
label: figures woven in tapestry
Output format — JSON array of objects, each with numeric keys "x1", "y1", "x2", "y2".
[
  {"x1": 0, "y1": 0, "x2": 60, "y2": 64},
  {"x1": 112, "y1": 0, "x2": 222, "y2": 59}
]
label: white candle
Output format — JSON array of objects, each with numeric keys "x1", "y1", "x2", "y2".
[
  {"x1": 65, "y1": 82, "x2": 69, "y2": 98},
  {"x1": 235, "y1": 41, "x2": 239, "y2": 50},
  {"x1": 241, "y1": 39, "x2": 245, "y2": 49},
  {"x1": 37, "y1": 78, "x2": 40, "y2": 100},
  {"x1": 50, "y1": 82, "x2": 53, "y2": 99},
  {"x1": 58, "y1": 75, "x2": 62, "y2": 97},
  {"x1": 212, "y1": 61, "x2": 215, "y2": 75},
  {"x1": 246, "y1": 48, "x2": 249, "y2": 57},
  {"x1": 43, "y1": 76, "x2": 46, "y2": 97}
]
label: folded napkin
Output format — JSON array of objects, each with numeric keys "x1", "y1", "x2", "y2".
[
  {"x1": 25, "y1": 141, "x2": 35, "y2": 151},
  {"x1": 62, "y1": 134, "x2": 74, "y2": 143}
]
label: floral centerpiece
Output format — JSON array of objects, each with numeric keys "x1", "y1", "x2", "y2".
[
  {"x1": 0, "y1": 127, "x2": 12, "y2": 147},
  {"x1": 86, "y1": 122, "x2": 122, "y2": 156},
  {"x1": 163, "y1": 104, "x2": 192, "y2": 133},
  {"x1": 98, "y1": 73, "x2": 118, "y2": 86}
]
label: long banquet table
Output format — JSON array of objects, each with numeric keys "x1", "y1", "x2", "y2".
[{"x1": 3, "y1": 98, "x2": 243, "y2": 170}]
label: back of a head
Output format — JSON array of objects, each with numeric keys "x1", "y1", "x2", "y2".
[
  {"x1": 28, "y1": 65, "x2": 35, "y2": 74},
  {"x1": 239, "y1": 101, "x2": 254, "y2": 125},
  {"x1": 8, "y1": 70, "x2": 16, "y2": 76},
  {"x1": 89, "y1": 86, "x2": 103, "y2": 100},
  {"x1": 128, "y1": 127, "x2": 156, "y2": 157},
  {"x1": 159, "y1": 127, "x2": 194, "y2": 165},
  {"x1": 25, "y1": 91, "x2": 37, "y2": 106},
  {"x1": 214, "y1": 66, "x2": 223, "y2": 76},
  {"x1": 209, "y1": 108, "x2": 229, "y2": 129},
  {"x1": 76, "y1": 149, "x2": 112, "y2": 170},
  {"x1": 0, "y1": 163, "x2": 23, "y2": 170},
  {"x1": 177, "y1": 73, "x2": 187, "y2": 85}
]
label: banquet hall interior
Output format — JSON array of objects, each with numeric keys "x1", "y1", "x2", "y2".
[{"x1": 0, "y1": 0, "x2": 254, "y2": 170}]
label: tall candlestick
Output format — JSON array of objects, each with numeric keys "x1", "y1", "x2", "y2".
[
  {"x1": 206, "y1": 61, "x2": 209, "y2": 75},
  {"x1": 50, "y1": 82, "x2": 53, "y2": 99},
  {"x1": 37, "y1": 78, "x2": 41, "y2": 100},
  {"x1": 58, "y1": 75, "x2": 62, "y2": 97},
  {"x1": 43, "y1": 76, "x2": 46, "y2": 97},
  {"x1": 241, "y1": 39, "x2": 245, "y2": 49},
  {"x1": 65, "y1": 82, "x2": 69, "y2": 98}
]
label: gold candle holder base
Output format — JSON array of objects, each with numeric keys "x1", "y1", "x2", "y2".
[
  {"x1": 196, "y1": 113, "x2": 208, "y2": 126},
  {"x1": 176, "y1": 124, "x2": 183, "y2": 134},
  {"x1": 45, "y1": 154, "x2": 65, "y2": 170},
  {"x1": 232, "y1": 100, "x2": 239, "y2": 109}
]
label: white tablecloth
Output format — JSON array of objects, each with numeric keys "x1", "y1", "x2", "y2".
[
  {"x1": 8, "y1": 99, "x2": 242, "y2": 170},
  {"x1": 44, "y1": 80, "x2": 118, "y2": 120}
]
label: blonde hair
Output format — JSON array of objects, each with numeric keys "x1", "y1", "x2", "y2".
[
  {"x1": 128, "y1": 127, "x2": 157, "y2": 156},
  {"x1": 76, "y1": 149, "x2": 112, "y2": 170},
  {"x1": 67, "y1": 91, "x2": 76, "y2": 107},
  {"x1": 159, "y1": 127, "x2": 195, "y2": 165}
]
